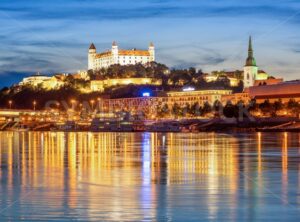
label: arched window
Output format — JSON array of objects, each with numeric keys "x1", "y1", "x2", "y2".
[{"x1": 247, "y1": 73, "x2": 250, "y2": 80}]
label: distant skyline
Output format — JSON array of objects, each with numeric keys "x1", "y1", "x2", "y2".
[{"x1": 1, "y1": 0, "x2": 300, "y2": 87}]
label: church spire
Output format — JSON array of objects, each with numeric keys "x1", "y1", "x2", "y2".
[
  {"x1": 245, "y1": 36, "x2": 256, "y2": 67},
  {"x1": 248, "y1": 36, "x2": 253, "y2": 56}
]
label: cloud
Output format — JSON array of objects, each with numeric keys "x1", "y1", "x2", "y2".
[
  {"x1": 1, "y1": 0, "x2": 299, "y2": 22},
  {"x1": 0, "y1": 51, "x2": 62, "y2": 75},
  {"x1": 0, "y1": 0, "x2": 300, "y2": 84}
]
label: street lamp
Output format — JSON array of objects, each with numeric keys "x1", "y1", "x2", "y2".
[
  {"x1": 8, "y1": 100, "x2": 12, "y2": 109},
  {"x1": 33, "y1": 100, "x2": 37, "y2": 111},
  {"x1": 71, "y1": 99, "x2": 76, "y2": 111},
  {"x1": 90, "y1": 99, "x2": 95, "y2": 111},
  {"x1": 97, "y1": 97, "x2": 101, "y2": 111}
]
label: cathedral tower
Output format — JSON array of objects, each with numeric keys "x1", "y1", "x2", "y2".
[
  {"x1": 243, "y1": 36, "x2": 258, "y2": 88},
  {"x1": 111, "y1": 41, "x2": 119, "y2": 64},
  {"x1": 148, "y1": 42, "x2": 155, "y2": 62},
  {"x1": 88, "y1": 43, "x2": 96, "y2": 70}
]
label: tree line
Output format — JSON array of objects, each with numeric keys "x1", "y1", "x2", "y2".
[{"x1": 153, "y1": 99, "x2": 300, "y2": 119}]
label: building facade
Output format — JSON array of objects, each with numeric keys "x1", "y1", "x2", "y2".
[
  {"x1": 249, "y1": 80, "x2": 300, "y2": 103},
  {"x1": 20, "y1": 73, "x2": 51, "y2": 87},
  {"x1": 254, "y1": 77, "x2": 283, "y2": 86},
  {"x1": 221, "y1": 92, "x2": 251, "y2": 105},
  {"x1": 88, "y1": 42, "x2": 155, "y2": 70},
  {"x1": 102, "y1": 89, "x2": 232, "y2": 116},
  {"x1": 91, "y1": 78, "x2": 162, "y2": 92},
  {"x1": 166, "y1": 89, "x2": 232, "y2": 107}
]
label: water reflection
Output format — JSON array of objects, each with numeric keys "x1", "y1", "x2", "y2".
[{"x1": 0, "y1": 132, "x2": 300, "y2": 221}]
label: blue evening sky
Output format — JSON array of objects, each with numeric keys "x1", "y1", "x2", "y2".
[{"x1": 0, "y1": 0, "x2": 300, "y2": 87}]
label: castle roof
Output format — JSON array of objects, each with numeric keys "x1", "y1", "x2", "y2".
[
  {"x1": 94, "y1": 49, "x2": 150, "y2": 58},
  {"x1": 118, "y1": 49, "x2": 150, "y2": 56},
  {"x1": 95, "y1": 51, "x2": 112, "y2": 58},
  {"x1": 89, "y1": 43, "x2": 96, "y2": 50},
  {"x1": 249, "y1": 81, "x2": 300, "y2": 98}
]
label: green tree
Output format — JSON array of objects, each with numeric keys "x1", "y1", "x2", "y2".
[
  {"x1": 201, "y1": 102, "x2": 212, "y2": 117},
  {"x1": 172, "y1": 103, "x2": 181, "y2": 118},
  {"x1": 273, "y1": 99, "x2": 283, "y2": 116},
  {"x1": 223, "y1": 101, "x2": 238, "y2": 118},
  {"x1": 287, "y1": 99, "x2": 299, "y2": 117},
  {"x1": 259, "y1": 100, "x2": 272, "y2": 116},
  {"x1": 191, "y1": 102, "x2": 201, "y2": 116}
]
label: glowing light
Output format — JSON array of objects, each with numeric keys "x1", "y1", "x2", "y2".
[
  {"x1": 183, "y1": 87, "x2": 195, "y2": 92},
  {"x1": 142, "y1": 92, "x2": 150, "y2": 97}
]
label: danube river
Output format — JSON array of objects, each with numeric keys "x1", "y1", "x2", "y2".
[{"x1": 0, "y1": 132, "x2": 299, "y2": 221}]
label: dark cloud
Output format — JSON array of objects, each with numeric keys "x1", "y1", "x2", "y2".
[
  {"x1": 1, "y1": 1, "x2": 299, "y2": 21},
  {"x1": 161, "y1": 53, "x2": 227, "y2": 69},
  {"x1": 0, "y1": 52, "x2": 62, "y2": 75}
]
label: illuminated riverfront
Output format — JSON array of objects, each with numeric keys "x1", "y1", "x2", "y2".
[
  {"x1": 0, "y1": 132, "x2": 300, "y2": 220},
  {"x1": 1, "y1": 0, "x2": 300, "y2": 220}
]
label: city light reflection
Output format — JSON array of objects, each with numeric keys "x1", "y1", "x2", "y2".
[{"x1": 0, "y1": 132, "x2": 298, "y2": 221}]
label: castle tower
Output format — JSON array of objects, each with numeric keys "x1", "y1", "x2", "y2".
[
  {"x1": 243, "y1": 36, "x2": 258, "y2": 88},
  {"x1": 88, "y1": 43, "x2": 96, "y2": 70},
  {"x1": 111, "y1": 41, "x2": 119, "y2": 64},
  {"x1": 148, "y1": 42, "x2": 155, "y2": 62}
]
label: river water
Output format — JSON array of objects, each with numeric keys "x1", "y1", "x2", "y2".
[{"x1": 0, "y1": 132, "x2": 299, "y2": 221}]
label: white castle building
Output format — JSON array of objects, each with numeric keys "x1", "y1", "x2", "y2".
[{"x1": 88, "y1": 41, "x2": 155, "y2": 70}]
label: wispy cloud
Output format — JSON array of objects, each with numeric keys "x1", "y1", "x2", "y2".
[{"x1": 0, "y1": 0, "x2": 300, "y2": 87}]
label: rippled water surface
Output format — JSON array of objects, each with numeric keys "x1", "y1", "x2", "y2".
[{"x1": 0, "y1": 132, "x2": 300, "y2": 221}]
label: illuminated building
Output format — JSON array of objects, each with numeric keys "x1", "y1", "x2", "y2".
[
  {"x1": 88, "y1": 42, "x2": 155, "y2": 70},
  {"x1": 19, "y1": 72, "x2": 65, "y2": 90},
  {"x1": 103, "y1": 97, "x2": 165, "y2": 114},
  {"x1": 255, "y1": 70, "x2": 269, "y2": 80},
  {"x1": 41, "y1": 76, "x2": 65, "y2": 89},
  {"x1": 166, "y1": 89, "x2": 232, "y2": 106},
  {"x1": 221, "y1": 92, "x2": 251, "y2": 105},
  {"x1": 20, "y1": 72, "x2": 51, "y2": 87},
  {"x1": 249, "y1": 80, "x2": 300, "y2": 103},
  {"x1": 90, "y1": 78, "x2": 161, "y2": 92},
  {"x1": 203, "y1": 73, "x2": 240, "y2": 87},
  {"x1": 102, "y1": 89, "x2": 232, "y2": 116},
  {"x1": 254, "y1": 77, "x2": 283, "y2": 86}
]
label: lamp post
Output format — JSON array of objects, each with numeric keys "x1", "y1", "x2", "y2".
[
  {"x1": 56, "y1": 102, "x2": 60, "y2": 110},
  {"x1": 90, "y1": 100, "x2": 95, "y2": 111},
  {"x1": 8, "y1": 100, "x2": 12, "y2": 109},
  {"x1": 71, "y1": 100, "x2": 76, "y2": 111},
  {"x1": 33, "y1": 100, "x2": 37, "y2": 111},
  {"x1": 97, "y1": 97, "x2": 101, "y2": 112}
]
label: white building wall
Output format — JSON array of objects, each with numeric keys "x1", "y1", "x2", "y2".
[
  {"x1": 244, "y1": 66, "x2": 258, "y2": 88},
  {"x1": 89, "y1": 43, "x2": 155, "y2": 70}
]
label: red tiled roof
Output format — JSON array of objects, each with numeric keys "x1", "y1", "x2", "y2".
[
  {"x1": 95, "y1": 51, "x2": 112, "y2": 58},
  {"x1": 118, "y1": 49, "x2": 150, "y2": 56},
  {"x1": 249, "y1": 81, "x2": 300, "y2": 98}
]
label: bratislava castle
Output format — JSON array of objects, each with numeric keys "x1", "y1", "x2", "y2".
[{"x1": 88, "y1": 41, "x2": 155, "y2": 70}]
